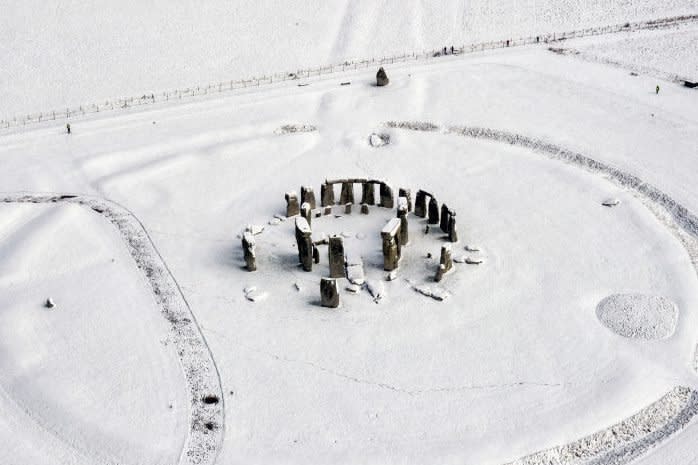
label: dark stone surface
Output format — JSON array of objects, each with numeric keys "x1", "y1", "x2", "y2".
[
  {"x1": 414, "y1": 190, "x2": 427, "y2": 217},
  {"x1": 428, "y1": 197, "x2": 440, "y2": 225},
  {"x1": 376, "y1": 67, "x2": 390, "y2": 86},
  {"x1": 321, "y1": 278, "x2": 340, "y2": 308},
  {"x1": 328, "y1": 236, "x2": 345, "y2": 278},
  {"x1": 285, "y1": 192, "x2": 299, "y2": 217}
]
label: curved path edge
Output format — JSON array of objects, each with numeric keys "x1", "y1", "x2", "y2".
[
  {"x1": 386, "y1": 121, "x2": 698, "y2": 464},
  {"x1": 0, "y1": 192, "x2": 224, "y2": 465}
]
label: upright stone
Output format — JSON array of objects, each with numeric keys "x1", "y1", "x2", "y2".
[
  {"x1": 301, "y1": 202, "x2": 312, "y2": 226},
  {"x1": 414, "y1": 190, "x2": 427, "y2": 217},
  {"x1": 398, "y1": 188, "x2": 412, "y2": 212},
  {"x1": 379, "y1": 183, "x2": 394, "y2": 209},
  {"x1": 360, "y1": 203, "x2": 369, "y2": 215},
  {"x1": 397, "y1": 197, "x2": 409, "y2": 245},
  {"x1": 448, "y1": 214, "x2": 458, "y2": 243},
  {"x1": 294, "y1": 217, "x2": 313, "y2": 272},
  {"x1": 301, "y1": 186, "x2": 317, "y2": 209},
  {"x1": 320, "y1": 278, "x2": 340, "y2": 308},
  {"x1": 321, "y1": 182, "x2": 335, "y2": 207},
  {"x1": 381, "y1": 218, "x2": 402, "y2": 271},
  {"x1": 428, "y1": 197, "x2": 440, "y2": 225},
  {"x1": 376, "y1": 67, "x2": 390, "y2": 87},
  {"x1": 285, "y1": 191, "x2": 300, "y2": 217},
  {"x1": 435, "y1": 244, "x2": 453, "y2": 282},
  {"x1": 440, "y1": 204, "x2": 450, "y2": 232},
  {"x1": 344, "y1": 203, "x2": 352, "y2": 214},
  {"x1": 361, "y1": 182, "x2": 376, "y2": 205},
  {"x1": 241, "y1": 232, "x2": 256, "y2": 271},
  {"x1": 340, "y1": 182, "x2": 355, "y2": 205},
  {"x1": 328, "y1": 236, "x2": 345, "y2": 278},
  {"x1": 313, "y1": 244, "x2": 320, "y2": 264}
]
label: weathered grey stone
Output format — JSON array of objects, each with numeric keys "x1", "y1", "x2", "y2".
[
  {"x1": 360, "y1": 203, "x2": 369, "y2": 215},
  {"x1": 379, "y1": 183, "x2": 394, "y2": 208},
  {"x1": 323, "y1": 206, "x2": 333, "y2": 215},
  {"x1": 398, "y1": 188, "x2": 412, "y2": 212},
  {"x1": 435, "y1": 244, "x2": 453, "y2": 282},
  {"x1": 339, "y1": 182, "x2": 355, "y2": 205},
  {"x1": 242, "y1": 232, "x2": 256, "y2": 271},
  {"x1": 285, "y1": 191, "x2": 299, "y2": 217},
  {"x1": 397, "y1": 199, "x2": 409, "y2": 245},
  {"x1": 328, "y1": 236, "x2": 345, "y2": 278},
  {"x1": 448, "y1": 214, "x2": 458, "y2": 243},
  {"x1": 376, "y1": 67, "x2": 389, "y2": 87},
  {"x1": 428, "y1": 197, "x2": 440, "y2": 225},
  {"x1": 321, "y1": 278, "x2": 340, "y2": 308},
  {"x1": 414, "y1": 190, "x2": 427, "y2": 217},
  {"x1": 301, "y1": 202, "x2": 312, "y2": 226},
  {"x1": 440, "y1": 204, "x2": 450, "y2": 232},
  {"x1": 301, "y1": 186, "x2": 317, "y2": 209},
  {"x1": 361, "y1": 182, "x2": 375, "y2": 205},
  {"x1": 313, "y1": 244, "x2": 320, "y2": 264},
  {"x1": 295, "y1": 217, "x2": 313, "y2": 272},
  {"x1": 321, "y1": 182, "x2": 335, "y2": 207},
  {"x1": 344, "y1": 203, "x2": 352, "y2": 214},
  {"x1": 381, "y1": 218, "x2": 401, "y2": 271}
]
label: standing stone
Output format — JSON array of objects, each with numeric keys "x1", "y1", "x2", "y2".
[
  {"x1": 435, "y1": 244, "x2": 453, "y2": 282},
  {"x1": 428, "y1": 197, "x2": 440, "y2": 225},
  {"x1": 321, "y1": 182, "x2": 335, "y2": 207},
  {"x1": 301, "y1": 202, "x2": 312, "y2": 226},
  {"x1": 340, "y1": 182, "x2": 355, "y2": 205},
  {"x1": 379, "y1": 183, "x2": 394, "y2": 209},
  {"x1": 328, "y1": 236, "x2": 345, "y2": 278},
  {"x1": 323, "y1": 206, "x2": 333, "y2": 215},
  {"x1": 301, "y1": 186, "x2": 317, "y2": 209},
  {"x1": 344, "y1": 203, "x2": 352, "y2": 214},
  {"x1": 360, "y1": 203, "x2": 369, "y2": 215},
  {"x1": 381, "y1": 218, "x2": 402, "y2": 271},
  {"x1": 361, "y1": 182, "x2": 376, "y2": 205},
  {"x1": 376, "y1": 67, "x2": 389, "y2": 87},
  {"x1": 295, "y1": 217, "x2": 313, "y2": 272},
  {"x1": 448, "y1": 214, "x2": 458, "y2": 243},
  {"x1": 320, "y1": 278, "x2": 340, "y2": 308},
  {"x1": 242, "y1": 232, "x2": 256, "y2": 271},
  {"x1": 397, "y1": 198, "x2": 409, "y2": 246},
  {"x1": 398, "y1": 188, "x2": 412, "y2": 212},
  {"x1": 313, "y1": 244, "x2": 320, "y2": 264},
  {"x1": 285, "y1": 191, "x2": 300, "y2": 217},
  {"x1": 440, "y1": 204, "x2": 450, "y2": 233},
  {"x1": 414, "y1": 190, "x2": 427, "y2": 217}
]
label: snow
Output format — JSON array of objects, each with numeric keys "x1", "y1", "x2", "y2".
[
  {"x1": 3, "y1": 1, "x2": 698, "y2": 116},
  {"x1": 1, "y1": 11, "x2": 698, "y2": 465},
  {"x1": 596, "y1": 294, "x2": 679, "y2": 340}
]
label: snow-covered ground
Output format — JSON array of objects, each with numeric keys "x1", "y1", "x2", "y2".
[
  {"x1": 1, "y1": 10, "x2": 698, "y2": 465},
  {"x1": 2, "y1": 0, "x2": 698, "y2": 116}
]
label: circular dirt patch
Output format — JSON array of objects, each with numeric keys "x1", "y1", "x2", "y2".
[{"x1": 596, "y1": 293, "x2": 679, "y2": 340}]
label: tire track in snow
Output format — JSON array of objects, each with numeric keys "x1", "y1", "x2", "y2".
[
  {"x1": 385, "y1": 120, "x2": 698, "y2": 465},
  {"x1": 0, "y1": 193, "x2": 225, "y2": 465}
]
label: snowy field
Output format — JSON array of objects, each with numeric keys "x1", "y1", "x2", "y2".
[
  {"x1": 1, "y1": 6, "x2": 698, "y2": 465},
  {"x1": 2, "y1": 0, "x2": 698, "y2": 116}
]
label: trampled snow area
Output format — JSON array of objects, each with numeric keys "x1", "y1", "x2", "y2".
[
  {"x1": 1, "y1": 9, "x2": 698, "y2": 465},
  {"x1": 2, "y1": 0, "x2": 698, "y2": 116}
]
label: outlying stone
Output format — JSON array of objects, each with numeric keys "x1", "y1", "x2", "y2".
[{"x1": 376, "y1": 67, "x2": 389, "y2": 86}]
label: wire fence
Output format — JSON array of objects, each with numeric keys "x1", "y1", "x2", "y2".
[{"x1": 1, "y1": 13, "x2": 695, "y2": 131}]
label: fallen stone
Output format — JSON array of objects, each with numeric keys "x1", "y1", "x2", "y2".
[{"x1": 602, "y1": 198, "x2": 621, "y2": 207}]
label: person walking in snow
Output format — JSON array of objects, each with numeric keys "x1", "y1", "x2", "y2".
[
  {"x1": 66, "y1": 123, "x2": 71, "y2": 134},
  {"x1": 655, "y1": 85, "x2": 660, "y2": 95}
]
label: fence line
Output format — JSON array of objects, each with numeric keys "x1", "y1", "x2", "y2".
[{"x1": 1, "y1": 14, "x2": 696, "y2": 131}]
